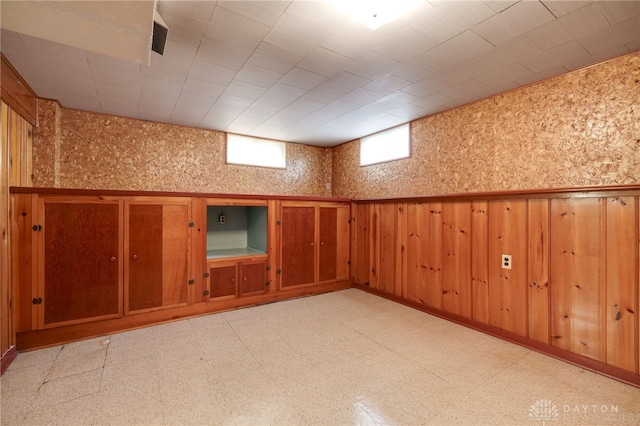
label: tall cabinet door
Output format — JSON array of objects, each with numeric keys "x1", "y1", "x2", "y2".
[
  {"x1": 38, "y1": 198, "x2": 123, "y2": 328},
  {"x1": 125, "y1": 199, "x2": 190, "y2": 313},
  {"x1": 318, "y1": 205, "x2": 350, "y2": 283},
  {"x1": 280, "y1": 205, "x2": 316, "y2": 288}
]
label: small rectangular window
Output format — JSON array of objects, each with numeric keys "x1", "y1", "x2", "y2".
[
  {"x1": 360, "y1": 123, "x2": 410, "y2": 166},
  {"x1": 227, "y1": 134, "x2": 286, "y2": 169}
]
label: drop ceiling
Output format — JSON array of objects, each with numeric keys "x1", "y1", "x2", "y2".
[{"x1": 1, "y1": 0, "x2": 639, "y2": 147}]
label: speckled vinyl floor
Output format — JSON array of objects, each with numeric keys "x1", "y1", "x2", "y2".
[{"x1": 2, "y1": 289, "x2": 639, "y2": 425}]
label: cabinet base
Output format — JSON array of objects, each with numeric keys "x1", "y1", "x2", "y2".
[
  {"x1": 16, "y1": 280, "x2": 352, "y2": 351},
  {"x1": 1, "y1": 345, "x2": 17, "y2": 375}
]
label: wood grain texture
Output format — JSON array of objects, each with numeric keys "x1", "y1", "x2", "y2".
[
  {"x1": 319, "y1": 207, "x2": 337, "y2": 282},
  {"x1": 354, "y1": 203, "x2": 370, "y2": 285},
  {"x1": 406, "y1": 202, "x2": 429, "y2": 306},
  {"x1": 377, "y1": 203, "x2": 398, "y2": 296},
  {"x1": 43, "y1": 201, "x2": 121, "y2": 326},
  {"x1": 426, "y1": 203, "x2": 443, "y2": 309},
  {"x1": 528, "y1": 199, "x2": 550, "y2": 344},
  {"x1": 160, "y1": 203, "x2": 189, "y2": 306},
  {"x1": 550, "y1": 198, "x2": 605, "y2": 362},
  {"x1": 606, "y1": 197, "x2": 638, "y2": 372},
  {"x1": 1, "y1": 54, "x2": 37, "y2": 126},
  {"x1": 471, "y1": 201, "x2": 489, "y2": 324},
  {"x1": 239, "y1": 260, "x2": 267, "y2": 296},
  {"x1": 488, "y1": 200, "x2": 527, "y2": 336},
  {"x1": 441, "y1": 202, "x2": 471, "y2": 318},
  {"x1": 209, "y1": 263, "x2": 237, "y2": 299},
  {"x1": 332, "y1": 52, "x2": 640, "y2": 199},
  {"x1": 280, "y1": 206, "x2": 315, "y2": 288}
]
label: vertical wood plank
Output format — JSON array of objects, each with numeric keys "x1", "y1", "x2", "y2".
[
  {"x1": 8, "y1": 108, "x2": 22, "y2": 186},
  {"x1": 11, "y1": 193, "x2": 33, "y2": 332},
  {"x1": 528, "y1": 199, "x2": 550, "y2": 344},
  {"x1": 319, "y1": 207, "x2": 338, "y2": 282},
  {"x1": 550, "y1": 198, "x2": 605, "y2": 362},
  {"x1": 442, "y1": 201, "x2": 472, "y2": 318},
  {"x1": 606, "y1": 197, "x2": 638, "y2": 372},
  {"x1": 161, "y1": 204, "x2": 189, "y2": 306},
  {"x1": 0, "y1": 102, "x2": 10, "y2": 353},
  {"x1": 426, "y1": 202, "x2": 443, "y2": 309},
  {"x1": 488, "y1": 200, "x2": 528, "y2": 336},
  {"x1": 471, "y1": 201, "x2": 489, "y2": 324},
  {"x1": 369, "y1": 204, "x2": 379, "y2": 290},
  {"x1": 406, "y1": 202, "x2": 429, "y2": 306},
  {"x1": 397, "y1": 203, "x2": 407, "y2": 298},
  {"x1": 335, "y1": 205, "x2": 350, "y2": 281},
  {"x1": 281, "y1": 206, "x2": 315, "y2": 288},
  {"x1": 355, "y1": 203, "x2": 370, "y2": 285},
  {"x1": 378, "y1": 203, "x2": 397, "y2": 295}
]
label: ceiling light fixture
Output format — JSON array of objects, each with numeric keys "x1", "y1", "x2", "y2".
[{"x1": 333, "y1": 0, "x2": 419, "y2": 30}]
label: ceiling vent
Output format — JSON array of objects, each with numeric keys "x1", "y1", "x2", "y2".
[{"x1": 152, "y1": 10, "x2": 168, "y2": 56}]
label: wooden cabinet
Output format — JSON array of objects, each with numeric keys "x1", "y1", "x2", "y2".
[
  {"x1": 125, "y1": 199, "x2": 191, "y2": 313},
  {"x1": 36, "y1": 197, "x2": 123, "y2": 328},
  {"x1": 19, "y1": 195, "x2": 193, "y2": 330},
  {"x1": 207, "y1": 257, "x2": 269, "y2": 299},
  {"x1": 279, "y1": 202, "x2": 350, "y2": 289}
]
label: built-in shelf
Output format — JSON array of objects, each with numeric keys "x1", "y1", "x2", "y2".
[{"x1": 206, "y1": 205, "x2": 267, "y2": 259}]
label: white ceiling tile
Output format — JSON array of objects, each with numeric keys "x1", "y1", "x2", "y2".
[
  {"x1": 562, "y1": 45, "x2": 630, "y2": 72},
  {"x1": 216, "y1": 1, "x2": 291, "y2": 27},
  {"x1": 483, "y1": 1, "x2": 518, "y2": 14},
  {"x1": 436, "y1": 59, "x2": 489, "y2": 85},
  {"x1": 424, "y1": 31, "x2": 495, "y2": 66},
  {"x1": 139, "y1": 77, "x2": 183, "y2": 97},
  {"x1": 205, "y1": 7, "x2": 270, "y2": 51},
  {"x1": 188, "y1": 61, "x2": 237, "y2": 86},
  {"x1": 18, "y1": 32, "x2": 87, "y2": 61},
  {"x1": 264, "y1": 13, "x2": 323, "y2": 54},
  {"x1": 471, "y1": 46, "x2": 518, "y2": 71},
  {"x1": 301, "y1": 85, "x2": 346, "y2": 104},
  {"x1": 363, "y1": 74, "x2": 412, "y2": 96},
  {"x1": 181, "y1": 79, "x2": 226, "y2": 98},
  {"x1": 596, "y1": 1, "x2": 640, "y2": 25},
  {"x1": 340, "y1": 88, "x2": 382, "y2": 105},
  {"x1": 195, "y1": 37, "x2": 253, "y2": 71},
  {"x1": 411, "y1": 93, "x2": 454, "y2": 110},
  {"x1": 139, "y1": 90, "x2": 178, "y2": 109},
  {"x1": 157, "y1": 1, "x2": 216, "y2": 22},
  {"x1": 541, "y1": 1, "x2": 592, "y2": 18},
  {"x1": 224, "y1": 80, "x2": 268, "y2": 101},
  {"x1": 247, "y1": 42, "x2": 305, "y2": 74},
  {"x1": 280, "y1": 67, "x2": 327, "y2": 91},
  {"x1": 475, "y1": 62, "x2": 533, "y2": 88},
  {"x1": 578, "y1": 15, "x2": 640, "y2": 54},
  {"x1": 200, "y1": 105, "x2": 242, "y2": 129},
  {"x1": 387, "y1": 103, "x2": 430, "y2": 119},
  {"x1": 154, "y1": 5, "x2": 208, "y2": 48},
  {"x1": 415, "y1": 0, "x2": 497, "y2": 39},
  {"x1": 345, "y1": 51, "x2": 400, "y2": 80},
  {"x1": 390, "y1": 62, "x2": 439, "y2": 83},
  {"x1": 176, "y1": 91, "x2": 219, "y2": 110},
  {"x1": 235, "y1": 64, "x2": 284, "y2": 89},
  {"x1": 325, "y1": 99, "x2": 359, "y2": 114},
  {"x1": 57, "y1": 96, "x2": 100, "y2": 112},
  {"x1": 472, "y1": 1, "x2": 555, "y2": 46},
  {"x1": 214, "y1": 93, "x2": 254, "y2": 110},
  {"x1": 171, "y1": 103, "x2": 209, "y2": 126},
  {"x1": 526, "y1": 3, "x2": 610, "y2": 51},
  {"x1": 625, "y1": 38, "x2": 640, "y2": 52},
  {"x1": 321, "y1": 24, "x2": 388, "y2": 60},
  {"x1": 298, "y1": 47, "x2": 356, "y2": 78},
  {"x1": 323, "y1": 72, "x2": 370, "y2": 92},
  {"x1": 377, "y1": 91, "x2": 420, "y2": 108},
  {"x1": 402, "y1": 77, "x2": 451, "y2": 97},
  {"x1": 441, "y1": 79, "x2": 491, "y2": 101},
  {"x1": 1, "y1": 30, "x2": 31, "y2": 59},
  {"x1": 513, "y1": 65, "x2": 567, "y2": 86}
]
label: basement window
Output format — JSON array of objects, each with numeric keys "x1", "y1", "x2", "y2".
[
  {"x1": 227, "y1": 134, "x2": 286, "y2": 169},
  {"x1": 360, "y1": 123, "x2": 410, "y2": 166}
]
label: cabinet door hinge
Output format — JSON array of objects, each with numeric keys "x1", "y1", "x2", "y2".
[
  {"x1": 32, "y1": 224, "x2": 43, "y2": 232},
  {"x1": 188, "y1": 222, "x2": 195, "y2": 227},
  {"x1": 276, "y1": 269, "x2": 282, "y2": 274},
  {"x1": 276, "y1": 220, "x2": 282, "y2": 225},
  {"x1": 265, "y1": 266, "x2": 271, "y2": 271},
  {"x1": 203, "y1": 272, "x2": 210, "y2": 278},
  {"x1": 347, "y1": 260, "x2": 351, "y2": 265},
  {"x1": 32, "y1": 297, "x2": 43, "y2": 305},
  {"x1": 188, "y1": 279, "x2": 195, "y2": 285},
  {"x1": 203, "y1": 290, "x2": 210, "y2": 296},
  {"x1": 265, "y1": 281, "x2": 270, "y2": 287}
]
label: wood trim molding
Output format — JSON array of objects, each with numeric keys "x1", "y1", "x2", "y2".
[
  {"x1": 9, "y1": 186, "x2": 351, "y2": 203},
  {"x1": 355, "y1": 184, "x2": 640, "y2": 203},
  {"x1": 1, "y1": 54, "x2": 37, "y2": 126},
  {"x1": 1, "y1": 345, "x2": 17, "y2": 375},
  {"x1": 353, "y1": 283, "x2": 640, "y2": 389}
]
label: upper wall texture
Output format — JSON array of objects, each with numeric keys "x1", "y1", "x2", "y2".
[
  {"x1": 32, "y1": 102, "x2": 332, "y2": 196},
  {"x1": 332, "y1": 52, "x2": 640, "y2": 199}
]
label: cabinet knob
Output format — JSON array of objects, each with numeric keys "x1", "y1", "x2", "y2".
[
  {"x1": 131, "y1": 254, "x2": 138, "y2": 260},
  {"x1": 242, "y1": 277, "x2": 248, "y2": 282},
  {"x1": 109, "y1": 256, "x2": 116, "y2": 262},
  {"x1": 231, "y1": 278, "x2": 235, "y2": 283},
  {"x1": 310, "y1": 242, "x2": 314, "y2": 246},
  {"x1": 320, "y1": 241, "x2": 325, "y2": 246}
]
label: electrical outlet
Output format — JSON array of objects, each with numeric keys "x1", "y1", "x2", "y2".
[
  {"x1": 502, "y1": 254, "x2": 512, "y2": 270},
  {"x1": 219, "y1": 214, "x2": 225, "y2": 224}
]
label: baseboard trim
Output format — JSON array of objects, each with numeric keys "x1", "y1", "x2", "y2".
[{"x1": 1, "y1": 345, "x2": 17, "y2": 375}]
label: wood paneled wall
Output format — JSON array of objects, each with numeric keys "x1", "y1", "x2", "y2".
[
  {"x1": 1, "y1": 100, "x2": 33, "y2": 373},
  {"x1": 353, "y1": 188, "x2": 640, "y2": 380}
]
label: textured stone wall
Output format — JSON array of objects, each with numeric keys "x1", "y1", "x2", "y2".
[
  {"x1": 32, "y1": 102, "x2": 332, "y2": 197},
  {"x1": 332, "y1": 52, "x2": 640, "y2": 199}
]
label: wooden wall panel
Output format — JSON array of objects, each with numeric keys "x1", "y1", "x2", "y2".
[
  {"x1": 441, "y1": 202, "x2": 471, "y2": 318},
  {"x1": 606, "y1": 197, "x2": 638, "y2": 372},
  {"x1": 161, "y1": 204, "x2": 189, "y2": 306},
  {"x1": 488, "y1": 200, "x2": 527, "y2": 336},
  {"x1": 1, "y1": 103, "x2": 9, "y2": 358},
  {"x1": 550, "y1": 198, "x2": 606, "y2": 362},
  {"x1": 406, "y1": 202, "x2": 429, "y2": 305},
  {"x1": 528, "y1": 199, "x2": 550, "y2": 344},
  {"x1": 354, "y1": 203, "x2": 370, "y2": 286},
  {"x1": 471, "y1": 201, "x2": 488, "y2": 324},
  {"x1": 377, "y1": 203, "x2": 398, "y2": 296},
  {"x1": 426, "y1": 203, "x2": 443, "y2": 309}
]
